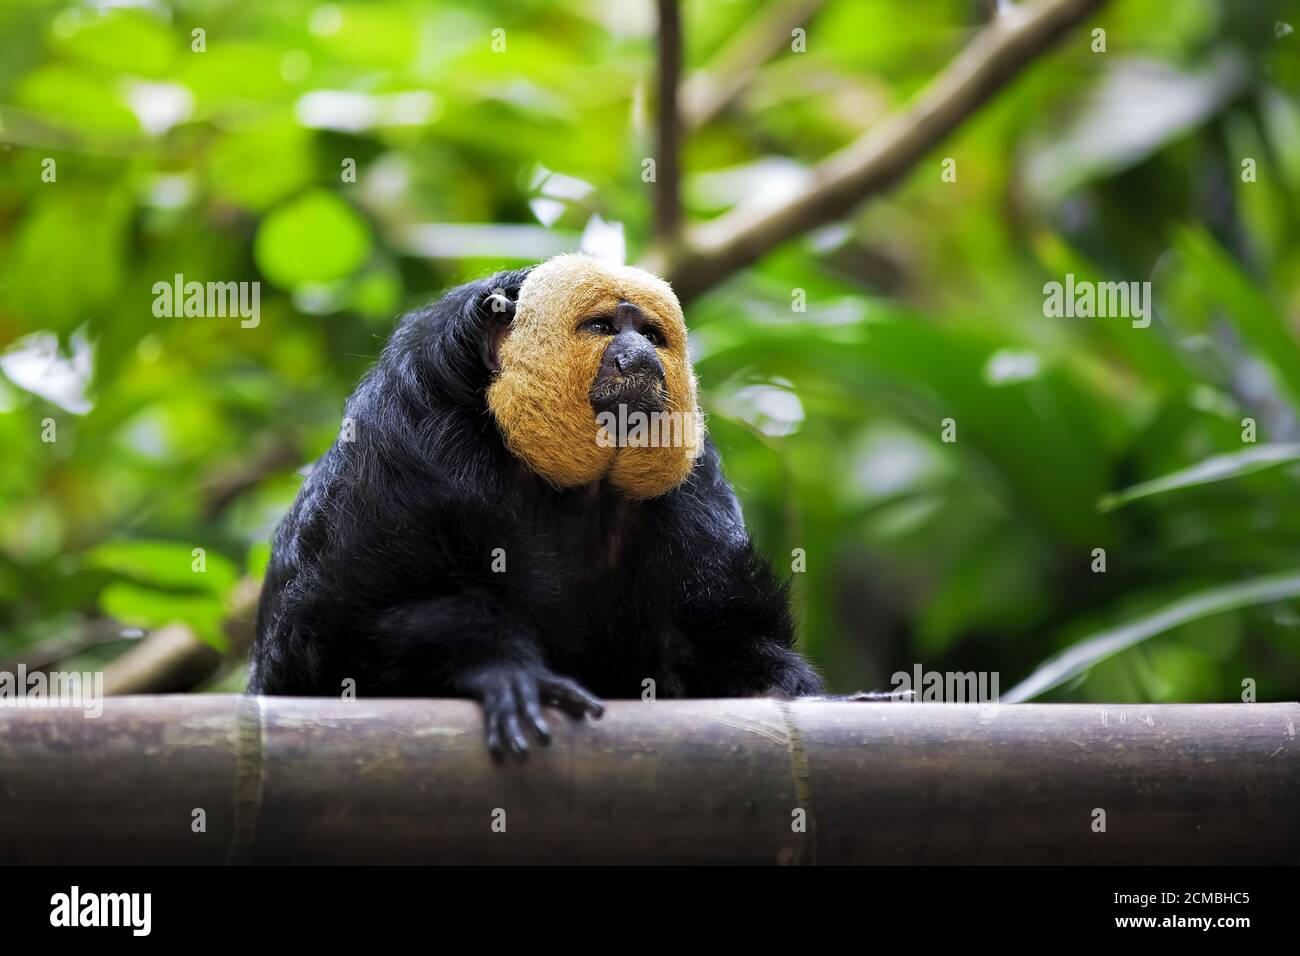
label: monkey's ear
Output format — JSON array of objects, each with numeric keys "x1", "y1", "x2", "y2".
[{"x1": 480, "y1": 291, "x2": 516, "y2": 373}]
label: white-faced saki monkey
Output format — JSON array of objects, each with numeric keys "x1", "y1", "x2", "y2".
[{"x1": 250, "y1": 253, "x2": 848, "y2": 757}]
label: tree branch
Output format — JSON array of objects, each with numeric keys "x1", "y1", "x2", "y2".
[
  {"x1": 653, "y1": 0, "x2": 683, "y2": 241},
  {"x1": 643, "y1": 0, "x2": 1107, "y2": 302},
  {"x1": 200, "y1": 434, "x2": 301, "y2": 519},
  {"x1": 100, "y1": 577, "x2": 260, "y2": 695},
  {"x1": 0, "y1": 619, "x2": 132, "y2": 675}
]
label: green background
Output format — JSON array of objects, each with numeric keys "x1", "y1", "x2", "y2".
[{"x1": 2, "y1": 0, "x2": 1299, "y2": 703}]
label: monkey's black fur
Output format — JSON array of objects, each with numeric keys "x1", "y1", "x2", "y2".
[{"x1": 248, "y1": 268, "x2": 824, "y2": 755}]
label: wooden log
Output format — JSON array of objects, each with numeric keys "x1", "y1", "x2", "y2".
[{"x1": 0, "y1": 697, "x2": 1295, "y2": 864}]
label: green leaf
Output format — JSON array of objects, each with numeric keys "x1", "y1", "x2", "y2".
[
  {"x1": 14, "y1": 64, "x2": 141, "y2": 136},
  {"x1": 2, "y1": 189, "x2": 131, "y2": 331},
  {"x1": 98, "y1": 582, "x2": 228, "y2": 651},
  {"x1": 206, "y1": 121, "x2": 314, "y2": 211},
  {"x1": 86, "y1": 539, "x2": 239, "y2": 597},
  {"x1": 1175, "y1": 227, "x2": 1300, "y2": 405},
  {"x1": 1098, "y1": 443, "x2": 1300, "y2": 511},
  {"x1": 52, "y1": 9, "x2": 175, "y2": 78},
  {"x1": 246, "y1": 541, "x2": 271, "y2": 581},
  {"x1": 254, "y1": 191, "x2": 372, "y2": 288},
  {"x1": 1004, "y1": 570, "x2": 1300, "y2": 702},
  {"x1": 694, "y1": 316, "x2": 1116, "y2": 543}
]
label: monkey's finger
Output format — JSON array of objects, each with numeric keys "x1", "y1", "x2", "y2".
[
  {"x1": 481, "y1": 685, "x2": 515, "y2": 760},
  {"x1": 484, "y1": 707, "x2": 506, "y2": 759},
  {"x1": 488, "y1": 683, "x2": 529, "y2": 758},
  {"x1": 500, "y1": 707, "x2": 530, "y2": 759},
  {"x1": 515, "y1": 679, "x2": 551, "y2": 744},
  {"x1": 540, "y1": 677, "x2": 605, "y2": 720},
  {"x1": 538, "y1": 682, "x2": 587, "y2": 718}
]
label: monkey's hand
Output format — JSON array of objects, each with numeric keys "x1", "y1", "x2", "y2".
[{"x1": 459, "y1": 663, "x2": 604, "y2": 760}]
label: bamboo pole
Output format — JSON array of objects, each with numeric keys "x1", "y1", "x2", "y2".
[{"x1": 0, "y1": 697, "x2": 1295, "y2": 864}]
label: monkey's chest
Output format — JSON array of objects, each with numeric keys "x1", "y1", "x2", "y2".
[{"x1": 512, "y1": 489, "x2": 682, "y2": 694}]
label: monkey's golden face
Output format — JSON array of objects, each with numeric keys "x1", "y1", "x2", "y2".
[{"x1": 486, "y1": 254, "x2": 703, "y2": 499}]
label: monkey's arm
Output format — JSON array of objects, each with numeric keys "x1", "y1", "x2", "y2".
[
  {"x1": 672, "y1": 542, "x2": 825, "y2": 698},
  {"x1": 250, "y1": 428, "x2": 603, "y2": 759},
  {"x1": 255, "y1": 535, "x2": 603, "y2": 758},
  {"x1": 671, "y1": 553, "x2": 909, "y2": 701},
  {"x1": 659, "y1": 444, "x2": 824, "y2": 698},
  {"x1": 361, "y1": 594, "x2": 604, "y2": 757}
]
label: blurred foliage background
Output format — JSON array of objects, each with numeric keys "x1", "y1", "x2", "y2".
[{"x1": 1, "y1": 0, "x2": 1299, "y2": 702}]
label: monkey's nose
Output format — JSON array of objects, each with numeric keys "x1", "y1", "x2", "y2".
[{"x1": 614, "y1": 335, "x2": 662, "y2": 379}]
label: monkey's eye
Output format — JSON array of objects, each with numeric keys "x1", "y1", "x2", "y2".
[
  {"x1": 642, "y1": 327, "x2": 666, "y2": 348},
  {"x1": 580, "y1": 317, "x2": 615, "y2": 336}
]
